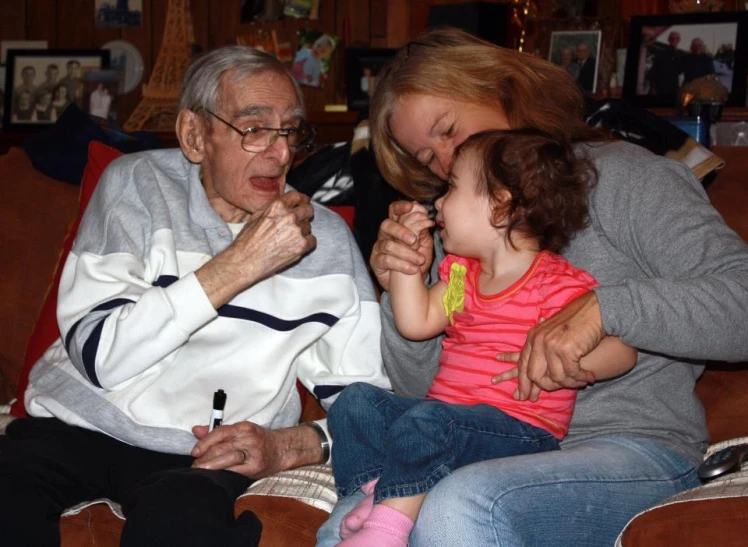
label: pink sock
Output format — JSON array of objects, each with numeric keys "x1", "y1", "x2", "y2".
[
  {"x1": 339, "y1": 479, "x2": 378, "y2": 539},
  {"x1": 337, "y1": 504, "x2": 414, "y2": 547}
]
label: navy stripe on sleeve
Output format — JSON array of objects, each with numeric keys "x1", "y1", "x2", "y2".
[
  {"x1": 82, "y1": 319, "x2": 107, "y2": 388},
  {"x1": 65, "y1": 298, "x2": 136, "y2": 351},
  {"x1": 314, "y1": 384, "x2": 347, "y2": 401},
  {"x1": 64, "y1": 298, "x2": 135, "y2": 387},
  {"x1": 153, "y1": 275, "x2": 179, "y2": 288},
  {"x1": 217, "y1": 304, "x2": 339, "y2": 331}
]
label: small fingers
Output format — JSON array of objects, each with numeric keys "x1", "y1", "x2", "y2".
[{"x1": 491, "y1": 368, "x2": 518, "y2": 384}]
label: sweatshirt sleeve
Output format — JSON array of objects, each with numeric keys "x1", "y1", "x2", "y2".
[
  {"x1": 295, "y1": 227, "x2": 390, "y2": 411},
  {"x1": 58, "y1": 157, "x2": 218, "y2": 390},
  {"x1": 595, "y1": 157, "x2": 748, "y2": 361}
]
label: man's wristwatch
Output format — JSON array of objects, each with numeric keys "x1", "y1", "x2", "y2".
[{"x1": 303, "y1": 421, "x2": 330, "y2": 464}]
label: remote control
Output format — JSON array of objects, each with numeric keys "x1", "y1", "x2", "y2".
[{"x1": 697, "y1": 443, "x2": 748, "y2": 481}]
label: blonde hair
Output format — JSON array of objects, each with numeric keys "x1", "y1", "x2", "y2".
[{"x1": 370, "y1": 28, "x2": 606, "y2": 200}]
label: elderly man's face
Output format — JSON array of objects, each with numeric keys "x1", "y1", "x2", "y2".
[
  {"x1": 200, "y1": 70, "x2": 301, "y2": 218},
  {"x1": 691, "y1": 39, "x2": 705, "y2": 54},
  {"x1": 668, "y1": 32, "x2": 681, "y2": 48},
  {"x1": 576, "y1": 43, "x2": 589, "y2": 60}
]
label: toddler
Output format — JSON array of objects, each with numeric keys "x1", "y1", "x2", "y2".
[{"x1": 327, "y1": 129, "x2": 639, "y2": 546}]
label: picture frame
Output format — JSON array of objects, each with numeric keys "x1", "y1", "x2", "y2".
[
  {"x1": 535, "y1": 17, "x2": 616, "y2": 96},
  {"x1": 548, "y1": 30, "x2": 602, "y2": 94},
  {"x1": 82, "y1": 69, "x2": 120, "y2": 122},
  {"x1": 95, "y1": 0, "x2": 143, "y2": 29},
  {"x1": 2, "y1": 49, "x2": 110, "y2": 130},
  {"x1": 345, "y1": 48, "x2": 397, "y2": 111},
  {"x1": 1, "y1": 40, "x2": 47, "y2": 64},
  {"x1": 623, "y1": 12, "x2": 748, "y2": 108}
]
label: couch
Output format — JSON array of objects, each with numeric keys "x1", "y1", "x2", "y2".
[{"x1": 1, "y1": 143, "x2": 747, "y2": 546}]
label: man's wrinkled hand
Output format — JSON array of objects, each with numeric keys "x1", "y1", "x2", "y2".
[{"x1": 191, "y1": 422, "x2": 283, "y2": 479}]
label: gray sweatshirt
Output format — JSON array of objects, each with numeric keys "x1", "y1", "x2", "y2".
[{"x1": 381, "y1": 140, "x2": 748, "y2": 466}]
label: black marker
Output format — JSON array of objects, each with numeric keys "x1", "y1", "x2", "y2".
[{"x1": 209, "y1": 389, "x2": 227, "y2": 432}]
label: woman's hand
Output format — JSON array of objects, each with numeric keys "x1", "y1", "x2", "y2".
[
  {"x1": 370, "y1": 200, "x2": 435, "y2": 291},
  {"x1": 492, "y1": 292, "x2": 603, "y2": 401}
]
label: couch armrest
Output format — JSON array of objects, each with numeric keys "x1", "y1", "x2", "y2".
[
  {"x1": 618, "y1": 437, "x2": 748, "y2": 547},
  {"x1": 619, "y1": 496, "x2": 748, "y2": 546}
]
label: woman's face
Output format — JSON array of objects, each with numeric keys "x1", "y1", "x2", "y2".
[
  {"x1": 389, "y1": 93, "x2": 510, "y2": 180},
  {"x1": 54, "y1": 86, "x2": 68, "y2": 101}
]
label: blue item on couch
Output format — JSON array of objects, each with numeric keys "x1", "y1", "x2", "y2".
[{"x1": 21, "y1": 104, "x2": 163, "y2": 185}]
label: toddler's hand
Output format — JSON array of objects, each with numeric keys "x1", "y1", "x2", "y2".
[{"x1": 400, "y1": 202, "x2": 434, "y2": 247}]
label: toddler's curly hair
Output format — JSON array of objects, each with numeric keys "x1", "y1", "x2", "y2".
[{"x1": 455, "y1": 129, "x2": 597, "y2": 253}]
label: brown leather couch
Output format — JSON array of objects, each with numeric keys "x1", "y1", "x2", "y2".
[{"x1": 1, "y1": 144, "x2": 748, "y2": 546}]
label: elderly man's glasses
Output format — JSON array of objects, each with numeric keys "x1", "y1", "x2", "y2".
[{"x1": 205, "y1": 109, "x2": 315, "y2": 153}]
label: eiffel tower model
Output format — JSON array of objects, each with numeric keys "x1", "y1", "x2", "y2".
[{"x1": 123, "y1": 0, "x2": 195, "y2": 132}]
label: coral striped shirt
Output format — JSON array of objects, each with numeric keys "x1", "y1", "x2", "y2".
[{"x1": 427, "y1": 251, "x2": 598, "y2": 439}]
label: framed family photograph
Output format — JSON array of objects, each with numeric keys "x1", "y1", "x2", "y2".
[
  {"x1": 548, "y1": 30, "x2": 602, "y2": 94},
  {"x1": 623, "y1": 12, "x2": 748, "y2": 108},
  {"x1": 2, "y1": 49, "x2": 110, "y2": 130},
  {"x1": 345, "y1": 48, "x2": 397, "y2": 111},
  {"x1": 82, "y1": 69, "x2": 120, "y2": 122}
]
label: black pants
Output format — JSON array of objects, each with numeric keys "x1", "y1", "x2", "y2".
[{"x1": 0, "y1": 418, "x2": 262, "y2": 546}]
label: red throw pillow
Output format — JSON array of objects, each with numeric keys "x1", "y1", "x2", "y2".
[{"x1": 11, "y1": 142, "x2": 123, "y2": 417}]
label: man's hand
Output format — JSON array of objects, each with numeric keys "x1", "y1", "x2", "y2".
[
  {"x1": 370, "y1": 200, "x2": 434, "y2": 291},
  {"x1": 235, "y1": 191, "x2": 316, "y2": 282},
  {"x1": 496, "y1": 292, "x2": 603, "y2": 401},
  {"x1": 191, "y1": 421, "x2": 324, "y2": 479},
  {"x1": 196, "y1": 191, "x2": 316, "y2": 308}
]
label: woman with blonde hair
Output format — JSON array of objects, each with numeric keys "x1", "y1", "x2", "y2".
[{"x1": 317, "y1": 28, "x2": 748, "y2": 546}]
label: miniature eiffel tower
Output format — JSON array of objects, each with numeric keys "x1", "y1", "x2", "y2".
[{"x1": 123, "y1": 0, "x2": 195, "y2": 132}]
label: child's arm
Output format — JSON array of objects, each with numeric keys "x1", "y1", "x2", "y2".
[
  {"x1": 391, "y1": 274, "x2": 449, "y2": 341},
  {"x1": 389, "y1": 206, "x2": 450, "y2": 341},
  {"x1": 491, "y1": 335, "x2": 637, "y2": 388}
]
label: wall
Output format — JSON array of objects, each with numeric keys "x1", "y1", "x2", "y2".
[
  {"x1": 0, "y1": 0, "x2": 683, "y2": 123},
  {"x1": 0, "y1": 0, "x2": 391, "y2": 121}
]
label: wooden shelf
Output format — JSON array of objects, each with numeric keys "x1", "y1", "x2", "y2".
[{"x1": 648, "y1": 107, "x2": 748, "y2": 122}]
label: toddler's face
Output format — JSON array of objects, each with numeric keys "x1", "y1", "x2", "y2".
[{"x1": 433, "y1": 150, "x2": 499, "y2": 257}]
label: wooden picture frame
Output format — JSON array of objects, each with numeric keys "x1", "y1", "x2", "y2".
[
  {"x1": 623, "y1": 12, "x2": 748, "y2": 108},
  {"x1": 535, "y1": 16, "x2": 616, "y2": 96},
  {"x1": 2, "y1": 49, "x2": 110, "y2": 130},
  {"x1": 548, "y1": 30, "x2": 602, "y2": 94}
]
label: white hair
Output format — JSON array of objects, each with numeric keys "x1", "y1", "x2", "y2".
[{"x1": 179, "y1": 45, "x2": 304, "y2": 114}]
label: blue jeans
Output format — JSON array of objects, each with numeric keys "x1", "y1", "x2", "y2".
[
  {"x1": 318, "y1": 434, "x2": 701, "y2": 546},
  {"x1": 328, "y1": 382, "x2": 559, "y2": 503}
]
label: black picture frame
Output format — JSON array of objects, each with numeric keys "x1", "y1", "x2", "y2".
[
  {"x1": 2, "y1": 48, "x2": 110, "y2": 131},
  {"x1": 345, "y1": 48, "x2": 397, "y2": 111},
  {"x1": 623, "y1": 12, "x2": 748, "y2": 108}
]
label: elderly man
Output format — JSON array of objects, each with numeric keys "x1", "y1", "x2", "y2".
[
  {"x1": 683, "y1": 37, "x2": 716, "y2": 85},
  {"x1": 575, "y1": 42, "x2": 597, "y2": 93},
  {"x1": 647, "y1": 30, "x2": 685, "y2": 95},
  {"x1": 0, "y1": 46, "x2": 388, "y2": 546}
]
